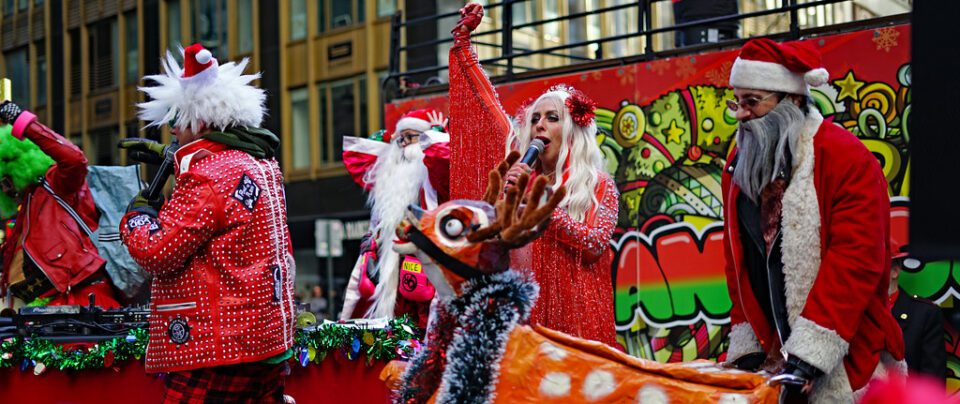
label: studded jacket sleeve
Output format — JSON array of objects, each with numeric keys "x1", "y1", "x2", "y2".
[
  {"x1": 549, "y1": 176, "x2": 619, "y2": 263},
  {"x1": 120, "y1": 172, "x2": 223, "y2": 277}
]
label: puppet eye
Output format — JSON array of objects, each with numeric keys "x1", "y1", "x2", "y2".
[{"x1": 442, "y1": 217, "x2": 465, "y2": 239}]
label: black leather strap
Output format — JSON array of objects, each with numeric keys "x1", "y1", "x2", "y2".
[{"x1": 406, "y1": 226, "x2": 484, "y2": 281}]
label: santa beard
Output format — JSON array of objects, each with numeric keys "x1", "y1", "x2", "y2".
[
  {"x1": 732, "y1": 100, "x2": 806, "y2": 202},
  {"x1": 362, "y1": 143, "x2": 428, "y2": 318}
]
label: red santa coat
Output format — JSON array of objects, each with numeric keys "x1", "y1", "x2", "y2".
[
  {"x1": 721, "y1": 110, "x2": 905, "y2": 401},
  {"x1": 120, "y1": 139, "x2": 296, "y2": 373}
]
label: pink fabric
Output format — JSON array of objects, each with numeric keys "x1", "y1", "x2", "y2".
[
  {"x1": 397, "y1": 256, "x2": 435, "y2": 303},
  {"x1": 11, "y1": 110, "x2": 36, "y2": 140}
]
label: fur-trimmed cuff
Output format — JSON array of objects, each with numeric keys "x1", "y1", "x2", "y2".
[
  {"x1": 783, "y1": 316, "x2": 849, "y2": 374},
  {"x1": 727, "y1": 322, "x2": 763, "y2": 360}
]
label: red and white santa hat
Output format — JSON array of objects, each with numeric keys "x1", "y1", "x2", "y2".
[
  {"x1": 387, "y1": 108, "x2": 448, "y2": 143},
  {"x1": 729, "y1": 38, "x2": 829, "y2": 95},
  {"x1": 138, "y1": 43, "x2": 266, "y2": 132}
]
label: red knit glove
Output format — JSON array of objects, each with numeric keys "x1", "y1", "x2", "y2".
[{"x1": 451, "y1": 3, "x2": 483, "y2": 38}]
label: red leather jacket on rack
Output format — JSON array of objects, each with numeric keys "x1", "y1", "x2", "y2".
[
  {"x1": 1, "y1": 111, "x2": 117, "y2": 307},
  {"x1": 120, "y1": 139, "x2": 296, "y2": 373}
]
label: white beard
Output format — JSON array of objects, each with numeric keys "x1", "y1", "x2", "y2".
[{"x1": 363, "y1": 144, "x2": 428, "y2": 318}]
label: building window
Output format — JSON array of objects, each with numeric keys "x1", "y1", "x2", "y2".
[
  {"x1": 167, "y1": 0, "x2": 182, "y2": 52},
  {"x1": 36, "y1": 42, "x2": 46, "y2": 106},
  {"x1": 69, "y1": 29, "x2": 81, "y2": 96},
  {"x1": 236, "y1": 0, "x2": 253, "y2": 54},
  {"x1": 16, "y1": 0, "x2": 26, "y2": 11},
  {"x1": 290, "y1": 87, "x2": 311, "y2": 170},
  {"x1": 317, "y1": 83, "x2": 328, "y2": 162},
  {"x1": 89, "y1": 18, "x2": 119, "y2": 91},
  {"x1": 192, "y1": 0, "x2": 227, "y2": 58},
  {"x1": 290, "y1": 0, "x2": 306, "y2": 41},
  {"x1": 329, "y1": 78, "x2": 354, "y2": 163},
  {"x1": 3, "y1": 0, "x2": 12, "y2": 16},
  {"x1": 377, "y1": 0, "x2": 396, "y2": 17},
  {"x1": 92, "y1": 128, "x2": 120, "y2": 166},
  {"x1": 317, "y1": 0, "x2": 326, "y2": 34},
  {"x1": 4, "y1": 48, "x2": 29, "y2": 107},
  {"x1": 125, "y1": 11, "x2": 139, "y2": 85},
  {"x1": 331, "y1": 0, "x2": 356, "y2": 28}
]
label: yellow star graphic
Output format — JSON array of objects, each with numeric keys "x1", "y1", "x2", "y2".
[
  {"x1": 662, "y1": 119, "x2": 686, "y2": 145},
  {"x1": 835, "y1": 71, "x2": 864, "y2": 102}
]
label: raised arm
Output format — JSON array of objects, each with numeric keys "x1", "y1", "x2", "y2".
[{"x1": 447, "y1": 3, "x2": 513, "y2": 200}]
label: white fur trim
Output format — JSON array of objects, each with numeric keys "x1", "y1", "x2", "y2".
[
  {"x1": 729, "y1": 57, "x2": 809, "y2": 95},
  {"x1": 582, "y1": 370, "x2": 616, "y2": 400},
  {"x1": 726, "y1": 322, "x2": 763, "y2": 361},
  {"x1": 395, "y1": 117, "x2": 432, "y2": 134},
  {"x1": 783, "y1": 316, "x2": 849, "y2": 374},
  {"x1": 195, "y1": 49, "x2": 212, "y2": 65},
  {"x1": 805, "y1": 68, "x2": 829, "y2": 87},
  {"x1": 780, "y1": 109, "x2": 824, "y2": 326},
  {"x1": 809, "y1": 363, "x2": 853, "y2": 404},
  {"x1": 139, "y1": 51, "x2": 266, "y2": 132}
]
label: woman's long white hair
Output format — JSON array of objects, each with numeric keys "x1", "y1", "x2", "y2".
[{"x1": 506, "y1": 88, "x2": 605, "y2": 221}]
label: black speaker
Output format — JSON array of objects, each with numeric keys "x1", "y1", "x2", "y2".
[
  {"x1": 673, "y1": 0, "x2": 739, "y2": 47},
  {"x1": 909, "y1": 0, "x2": 960, "y2": 260}
]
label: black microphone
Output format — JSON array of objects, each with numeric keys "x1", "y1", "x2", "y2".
[
  {"x1": 520, "y1": 138, "x2": 547, "y2": 168},
  {"x1": 143, "y1": 139, "x2": 180, "y2": 201}
]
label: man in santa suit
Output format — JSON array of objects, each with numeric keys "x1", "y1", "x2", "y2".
[
  {"x1": 339, "y1": 109, "x2": 449, "y2": 331},
  {"x1": 720, "y1": 38, "x2": 905, "y2": 402}
]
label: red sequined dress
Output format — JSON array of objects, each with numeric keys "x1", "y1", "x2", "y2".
[{"x1": 448, "y1": 21, "x2": 619, "y2": 347}]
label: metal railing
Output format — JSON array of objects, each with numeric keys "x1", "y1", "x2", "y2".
[{"x1": 384, "y1": 0, "x2": 910, "y2": 102}]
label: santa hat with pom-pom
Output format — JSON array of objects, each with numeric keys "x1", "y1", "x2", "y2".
[
  {"x1": 387, "y1": 108, "x2": 448, "y2": 143},
  {"x1": 138, "y1": 43, "x2": 266, "y2": 132},
  {"x1": 729, "y1": 38, "x2": 829, "y2": 95}
]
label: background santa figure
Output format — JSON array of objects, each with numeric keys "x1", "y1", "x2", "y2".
[{"x1": 339, "y1": 108, "x2": 449, "y2": 331}]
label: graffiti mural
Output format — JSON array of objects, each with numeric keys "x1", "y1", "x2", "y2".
[{"x1": 387, "y1": 24, "x2": 960, "y2": 388}]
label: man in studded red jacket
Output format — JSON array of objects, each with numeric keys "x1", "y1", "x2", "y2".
[
  {"x1": 0, "y1": 101, "x2": 120, "y2": 309},
  {"x1": 120, "y1": 44, "x2": 295, "y2": 403},
  {"x1": 721, "y1": 38, "x2": 904, "y2": 402}
]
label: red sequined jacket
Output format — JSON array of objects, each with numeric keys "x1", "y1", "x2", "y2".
[{"x1": 120, "y1": 139, "x2": 296, "y2": 373}]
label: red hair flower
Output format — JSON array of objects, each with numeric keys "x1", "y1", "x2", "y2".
[{"x1": 565, "y1": 91, "x2": 597, "y2": 127}]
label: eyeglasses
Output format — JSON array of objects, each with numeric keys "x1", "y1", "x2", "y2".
[
  {"x1": 726, "y1": 92, "x2": 782, "y2": 112},
  {"x1": 396, "y1": 131, "x2": 423, "y2": 145}
]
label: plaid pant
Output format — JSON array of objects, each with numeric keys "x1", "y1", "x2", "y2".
[{"x1": 163, "y1": 361, "x2": 289, "y2": 404}]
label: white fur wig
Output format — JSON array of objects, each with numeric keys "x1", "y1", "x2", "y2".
[{"x1": 138, "y1": 49, "x2": 266, "y2": 132}]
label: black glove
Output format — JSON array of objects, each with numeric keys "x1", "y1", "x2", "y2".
[
  {"x1": 118, "y1": 137, "x2": 172, "y2": 165},
  {"x1": 126, "y1": 189, "x2": 164, "y2": 215},
  {"x1": 0, "y1": 101, "x2": 24, "y2": 125},
  {"x1": 769, "y1": 356, "x2": 824, "y2": 401},
  {"x1": 729, "y1": 352, "x2": 766, "y2": 371}
]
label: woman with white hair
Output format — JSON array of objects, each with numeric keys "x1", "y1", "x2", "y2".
[{"x1": 449, "y1": 3, "x2": 618, "y2": 347}]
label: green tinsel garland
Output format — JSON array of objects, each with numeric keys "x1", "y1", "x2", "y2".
[{"x1": 0, "y1": 316, "x2": 421, "y2": 374}]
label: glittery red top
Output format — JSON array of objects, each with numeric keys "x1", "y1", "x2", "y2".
[
  {"x1": 449, "y1": 31, "x2": 619, "y2": 347},
  {"x1": 527, "y1": 176, "x2": 620, "y2": 347}
]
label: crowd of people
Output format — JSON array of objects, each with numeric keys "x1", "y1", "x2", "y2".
[{"x1": 0, "y1": 2, "x2": 944, "y2": 403}]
